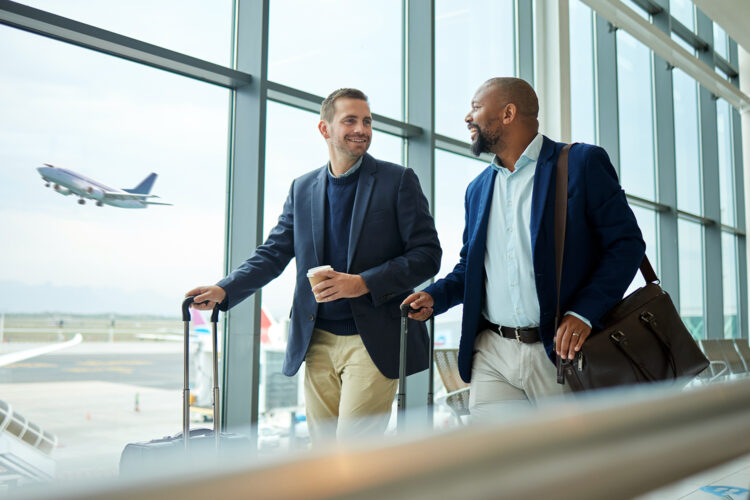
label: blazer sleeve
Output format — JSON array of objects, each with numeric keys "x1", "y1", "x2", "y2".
[
  {"x1": 566, "y1": 146, "x2": 646, "y2": 326},
  {"x1": 424, "y1": 188, "x2": 470, "y2": 315},
  {"x1": 216, "y1": 181, "x2": 296, "y2": 310},
  {"x1": 359, "y1": 168, "x2": 442, "y2": 307}
]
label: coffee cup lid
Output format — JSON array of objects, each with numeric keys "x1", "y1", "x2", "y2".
[{"x1": 307, "y1": 265, "x2": 332, "y2": 277}]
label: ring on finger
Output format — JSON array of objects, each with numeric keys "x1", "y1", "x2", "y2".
[{"x1": 571, "y1": 332, "x2": 580, "y2": 337}]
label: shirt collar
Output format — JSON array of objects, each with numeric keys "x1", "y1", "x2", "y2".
[
  {"x1": 328, "y1": 155, "x2": 364, "y2": 178},
  {"x1": 491, "y1": 133, "x2": 544, "y2": 173}
]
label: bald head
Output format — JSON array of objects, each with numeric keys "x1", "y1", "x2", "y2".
[{"x1": 481, "y1": 77, "x2": 539, "y2": 121}]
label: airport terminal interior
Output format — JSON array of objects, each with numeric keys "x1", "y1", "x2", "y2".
[{"x1": 1, "y1": 0, "x2": 750, "y2": 498}]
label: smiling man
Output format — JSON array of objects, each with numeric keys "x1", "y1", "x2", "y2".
[{"x1": 187, "y1": 88, "x2": 441, "y2": 444}]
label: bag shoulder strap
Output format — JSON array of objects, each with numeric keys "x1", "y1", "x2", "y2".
[{"x1": 554, "y1": 144, "x2": 573, "y2": 330}]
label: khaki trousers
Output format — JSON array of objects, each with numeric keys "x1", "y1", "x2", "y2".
[
  {"x1": 304, "y1": 329, "x2": 398, "y2": 445},
  {"x1": 469, "y1": 329, "x2": 571, "y2": 419}
]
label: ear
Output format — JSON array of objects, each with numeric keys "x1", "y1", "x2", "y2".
[
  {"x1": 318, "y1": 120, "x2": 330, "y2": 139},
  {"x1": 502, "y1": 103, "x2": 517, "y2": 124}
]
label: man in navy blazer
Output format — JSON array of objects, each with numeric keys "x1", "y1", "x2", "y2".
[
  {"x1": 404, "y1": 78, "x2": 644, "y2": 417},
  {"x1": 188, "y1": 88, "x2": 441, "y2": 442}
]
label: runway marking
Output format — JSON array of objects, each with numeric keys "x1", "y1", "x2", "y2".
[
  {"x1": 4, "y1": 362, "x2": 57, "y2": 368},
  {"x1": 63, "y1": 367, "x2": 135, "y2": 374},
  {"x1": 75, "y1": 360, "x2": 152, "y2": 367}
]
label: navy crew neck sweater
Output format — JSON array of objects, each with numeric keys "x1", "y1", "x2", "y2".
[{"x1": 315, "y1": 166, "x2": 361, "y2": 335}]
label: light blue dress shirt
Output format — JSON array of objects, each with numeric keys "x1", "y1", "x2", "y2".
[{"x1": 483, "y1": 133, "x2": 590, "y2": 329}]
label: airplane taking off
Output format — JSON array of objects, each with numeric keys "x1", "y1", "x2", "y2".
[{"x1": 36, "y1": 164, "x2": 172, "y2": 208}]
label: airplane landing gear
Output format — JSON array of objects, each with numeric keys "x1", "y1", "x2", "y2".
[
  {"x1": 96, "y1": 201, "x2": 103, "y2": 207},
  {"x1": 78, "y1": 198, "x2": 85, "y2": 205},
  {"x1": 44, "y1": 182, "x2": 50, "y2": 187}
]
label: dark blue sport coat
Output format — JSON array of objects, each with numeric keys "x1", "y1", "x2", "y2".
[
  {"x1": 424, "y1": 137, "x2": 646, "y2": 383},
  {"x1": 217, "y1": 153, "x2": 442, "y2": 379}
]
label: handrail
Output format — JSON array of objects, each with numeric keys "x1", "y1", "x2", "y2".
[{"x1": 16, "y1": 377, "x2": 750, "y2": 500}]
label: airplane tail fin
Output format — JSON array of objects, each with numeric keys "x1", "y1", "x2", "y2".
[{"x1": 123, "y1": 173, "x2": 157, "y2": 194}]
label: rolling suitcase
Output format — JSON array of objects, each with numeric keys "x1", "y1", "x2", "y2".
[
  {"x1": 119, "y1": 296, "x2": 249, "y2": 475},
  {"x1": 397, "y1": 304, "x2": 435, "y2": 431}
]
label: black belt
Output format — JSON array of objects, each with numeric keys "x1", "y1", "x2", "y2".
[{"x1": 479, "y1": 317, "x2": 540, "y2": 344}]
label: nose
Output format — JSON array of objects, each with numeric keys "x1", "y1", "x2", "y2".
[{"x1": 465, "y1": 111, "x2": 472, "y2": 123}]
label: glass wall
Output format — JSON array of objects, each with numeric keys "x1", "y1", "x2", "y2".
[
  {"x1": 673, "y1": 69, "x2": 702, "y2": 215},
  {"x1": 569, "y1": 0, "x2": 596, "y2": 145}
]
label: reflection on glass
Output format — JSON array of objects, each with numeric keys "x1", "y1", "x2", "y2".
[
  {"x1": 570, "y1": 0, "x2": 596, "y2": 145},
  {"x1": 260, "y1": 101, "x2": 404, "y2": 449},
  {"x1": 268, "y1": 0, "x2": 402, "y2": 120},
  {"x1": 678, "y1": 220, "x2": 704, "y2": 339},
  {"x1": 717, "y1": 99, "x2": 735, "y2": 226},
  {"x1": 670, "y1": 0, "x2": 694, "y2": 31},
  {"x1": 721, "y1": 232, "x2": 738, "y2": 338},
  {"x1": 0, "y1": 25, "x2": 229, "y2": 474},
  {"x1": 673, "y1": 69, "x2": 701, "y2": 215},
  {"x1": 435, "y1": 0, "x2": 515, "y2": 141},
  {"x1": 713, "y1": 23, "x2": 728, "y2": 60},
  {"x1": 434, "y1": 150, "x2": 486, "y2": 348},
  {"x1": 625, "y1": 206, "x2": 657, "y2": 296},
  {"x1": 17, "y1": 0, "x2": 233, "y2": 66},
  {"x1": 625, "y1": 0, "x2": 650, "y2": 21},
  {"x1": 617, "y1": 31, "x2": 655, "y2": 201}
]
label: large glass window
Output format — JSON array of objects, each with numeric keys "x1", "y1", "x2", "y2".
[
  {"x1": 0, "y1": 25, "x2": 229, "y2": 473},
  {"x1": 717, "y1": 99, "x2": 735, "y2": 226},
  {"x1": 626, "y1": 206, "x2": 658, "y2": 295},
  {"x1": 569, "y1": 0, "x2": 596, "y2": 145},
  {"x1": 670, "y1": 0, "x2": 694, "y2": 31},
  {"x1": 721, "y1": 232, "x2": 738, "y2": 338},
  {"x1": 678, "y1": 220, "x2": 705, "y2": 339},
  {"x1": 435, "y1": 0, "x2": 515, "y2": 141},
  {"x1": 258, "y1": 101, "x2": 403, "y2": 447},
  {"x1": 268, "y1": 0, "x2": 403, "y2": 120},
  {"x1": 17, "y1": 0, "x2": 233, "y2": 66},
  {"x1": 433, "y1": 150, "x2": 486, "y2": 348},
  {"x1": 617, "y1": 31, "x2": 656, "y2": 201},
  {"x1": 713, "y1": 23, "x2": 729, "y2": 60},
  {"x1": 673, "y1": 69, "x2": 702, "y2": 215}
]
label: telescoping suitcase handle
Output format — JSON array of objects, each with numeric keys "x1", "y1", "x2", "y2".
[
  {"x1": 181, "y1": 296, "x2": 221, "y2": 452},
  {"x1": 397, "y1": 305, "x2": 435, "y2": 432}
]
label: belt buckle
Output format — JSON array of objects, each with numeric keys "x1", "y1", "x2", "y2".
[{"x1": 515, "y1": 328, "x2": 521, "y2": 342}]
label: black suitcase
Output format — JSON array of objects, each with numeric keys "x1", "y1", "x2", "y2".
[
  {"x1": 119, "y1": 297, "x2": 250, "y2": 475},
  {"x1": 397, "y1": 304, "x2": 435, "y2": 431}
]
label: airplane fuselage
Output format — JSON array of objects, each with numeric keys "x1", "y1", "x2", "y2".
[{"x1": 36, "y1": 165, "x2": 165, "y2": 208}]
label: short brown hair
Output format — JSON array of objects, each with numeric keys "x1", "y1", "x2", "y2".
[{"x1": 320, "y1": 88, "x2": 369, "y2": 122}]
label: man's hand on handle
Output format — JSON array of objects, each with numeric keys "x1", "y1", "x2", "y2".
[
  {"x1": 555, "y1": 314, "x2": 592, "y2": 360},
  {"x1": 400, "y1": 291, "x2": 434, "y2": 321},
  {"x1": 185, "y1": 285, "x2": 227, "y2": 310}
]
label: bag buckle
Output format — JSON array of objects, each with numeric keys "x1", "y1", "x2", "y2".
[
  {"x1": 640, "y1": 311, "x2": 655, "y2": 323},
  {"x1": 610, "y1": 330, "x2": 626, "y2": 343}
]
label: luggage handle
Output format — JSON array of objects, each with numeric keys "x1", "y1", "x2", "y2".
[{"x1": 181, "y1": 296, "x2": 221, "y2": 452}]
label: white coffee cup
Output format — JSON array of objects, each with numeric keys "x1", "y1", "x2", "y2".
[{"x1": 307, "y1": 265, "x2": 333, "y2": 292}]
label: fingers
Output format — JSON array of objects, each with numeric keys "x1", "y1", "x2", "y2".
[
  {"x1": 400, "y1": 292, "x2": 434, "y2": 310},
  {"x1": 188, "y1": 285, "x2": 225, "y2": 310},
  {"x1": 408, "y1": 307, "x2": 433, "y2": 321},
  {"x1": 555, "y1": 316, "x2": 592, "y2": 360}
]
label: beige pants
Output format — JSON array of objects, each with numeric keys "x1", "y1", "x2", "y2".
[
  {"x1": 469, "y1": 329, "x2": 571, "y2": 419},
  {"x1": 304, "y1": 329, "x2": 398, "y2": 445}
]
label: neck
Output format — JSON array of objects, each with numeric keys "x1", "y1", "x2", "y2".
[
  {"x1": 493, "y1": 131, "x2": 537, "y2": 173},
  {"x1": 329, "y1": 152, "x2": 360, "y2": 177}
]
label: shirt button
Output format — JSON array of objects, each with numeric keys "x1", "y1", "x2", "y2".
[
  {"x1": 309, "y1": 314, "x2": 315, "y2": 322},
  {"x1": 508, "y1": 227, "x2": 513, "y2": 232},
  {"x1": 516, "y1": 309, "x2": 520, "y2": 314},
  {"x1": 511, "y1": 281, "x2": 516, "y2": 286}
]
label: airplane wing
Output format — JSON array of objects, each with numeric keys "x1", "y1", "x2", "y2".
[
  {"x1": 101, "y1": 192, "x2": 161, "y2": 201},
  {"x1": 142, "y1": 201, "x2": 173, "y2": 206},
  {"x1": 0, "y1": 334, "x2": 83, "y2": 367}
]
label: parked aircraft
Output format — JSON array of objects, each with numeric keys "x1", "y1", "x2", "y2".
[{"x1": 36, "y1": 164, "x2": 172, "y2": 208}]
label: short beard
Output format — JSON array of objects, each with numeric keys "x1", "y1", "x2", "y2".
[{"x1": 470, "y1": 127, "x2": 496, "y2": 157}]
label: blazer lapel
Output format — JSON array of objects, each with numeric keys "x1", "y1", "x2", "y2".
[
  {"x1": 347, "y1": 154, "x2": 376, "y2": 270},
  {"x1": 530, "y1": 136, "x2": 558, "y2": 259},
  {"x1": 310, "y1": 166, "x2": 328, "y2": 266},
  {"x1": 473, "y1": 167, "x2": 497, "y2": 258}
]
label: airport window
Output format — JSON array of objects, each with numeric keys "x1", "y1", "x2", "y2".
[
  {"x1": 267, "y1": 0, "x2": 403, "y2": 121},
  {"x1": 722, "y1": 232, "x2": 739, "y2": 338},
  {"x1": 569, "y1": 0, "x2": 596, "y2": 145},
  {"x1": 670, "y1": 0, "x2": 695, "y2": 32},
  {"x1": 432, "y1": 149, "x2": 486, "y2": 348},
  {"x1": 0, "y1": 23, "x2": 230, "y2": 473},
  {"x1": 15, "y1": 0, "x2": 234, "y2": 66},
  {"x1": 616, "y1": 30, "x2": 656, "y2": 201},
  {"x1": 717, "y1": 99, "x2": 735, "y2": 226},
  {"x1": 435, "y1": 0, "x2": 515, "y2": 141},
  {"x1": 678, "y1": 219, "x2": 705, "y2": 339},
  {"x1": 673, "y1": 68, "x2": 702, "y2": 215},
  {"x1": 713, "y1": 23, "x2": 729, "y2": 60},
  {"x1": 626, "y1": 206, "x2": 658, "y2": 295}
]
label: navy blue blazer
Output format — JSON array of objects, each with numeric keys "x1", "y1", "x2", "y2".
[
  {"x1": 424, "y1": 137, "x2": 646, "y2": 383},
  {"x1": 217, "y1": 154, "x2": 442, "y2": 379}
]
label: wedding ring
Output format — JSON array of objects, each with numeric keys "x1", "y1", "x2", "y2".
[{"x1": 571, "y1": 332, "x2": 580, "y2": 337}]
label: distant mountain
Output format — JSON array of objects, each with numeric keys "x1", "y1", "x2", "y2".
[{"x1": 0, "y1": 281, "x2": 175, "y2": 316}]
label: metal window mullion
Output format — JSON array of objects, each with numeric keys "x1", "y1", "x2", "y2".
[
  {"x1": 221, "y1": 0, "x2": 269, "y2": 437},
  {"x1": 652, "y1": 0, "x2": 678, "y2": 301},
  {"x1": 516, "y1": 0, "x2": 534, "y2": 85},
  {"x1": 696, "y1": 10, "x2": 722, "y2": 339},
  {"x1": 593, "y1": 13, "x2": 619, "y2": 175},
  {"x1": 403, "y1": 0, "x2": 434, "y2": 419}
]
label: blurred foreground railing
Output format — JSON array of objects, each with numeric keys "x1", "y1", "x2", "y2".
[{"x1": 12, "y1": 377, "x2": 750, "y2": 500}]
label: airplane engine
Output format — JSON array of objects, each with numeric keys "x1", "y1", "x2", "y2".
[{"x1": 86, "y1": 186, "x2": 104, "y2": 201}]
